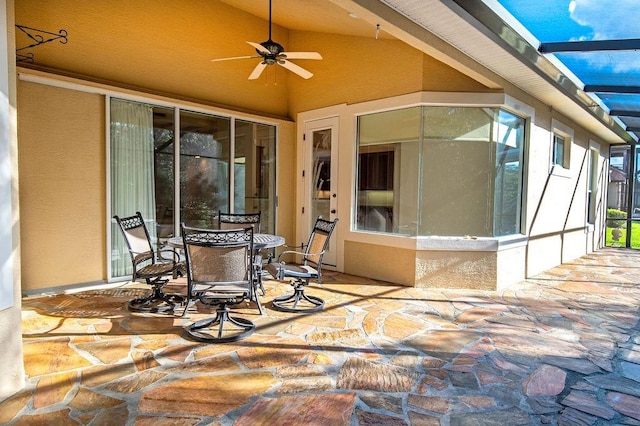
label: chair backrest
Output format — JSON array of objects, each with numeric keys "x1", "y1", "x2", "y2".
[
  {"x1": 114, "y1": 212, "x2": 155, "y2": 263},
  {"x1": 218, "y1": 211, "x2": 261, "y2": 232},
  {"x1": 181, "y1": 224, "x2": 254, "y2": 293},
  {"x1": 303, "y1": 216, "x2": 339, "y2": 268}
]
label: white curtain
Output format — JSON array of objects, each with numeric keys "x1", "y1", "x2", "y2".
[{"x1": 110, "y1": 99, "x2": 156, "y2": 277}]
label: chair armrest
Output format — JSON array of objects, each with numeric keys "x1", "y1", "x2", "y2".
[
  {"x1": 276, "y1": 249, "x2": 326, "y2": 262},
  {"x1": 158, "y1": 247, "x2": 181, "y2": 263},
  {"x1": 276, "y1": 250, "x2": 305, "y2": 261},
  {"x1": 283, "y1": 242, "x2": 306, "y2": 250},
  {"x1": 132, "y1": 251, "x2": 153, "y2": 265}
]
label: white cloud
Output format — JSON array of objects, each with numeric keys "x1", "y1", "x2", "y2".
[
  {"x1": 568, "y1": 0, "x2": 640, "y2": 72},
  {"x1": 569, "y1": 0, "x2": 640, "y2": 39}
]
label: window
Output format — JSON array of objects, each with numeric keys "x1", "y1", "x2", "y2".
[
  {"x1": 551, "y1": 120, "x2": 573, "y2": 171},
  {"x1": 109, "y1": 98, "x2": 276, "y2": 279},
  {"x1": 552, "y1": 134, "x2": 565, "y2": 167},
  {"x1": 355, "y1": 106, "x2": 525, "y2": 237}
]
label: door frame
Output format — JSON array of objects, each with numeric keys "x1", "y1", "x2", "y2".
[{"x1": 297, "y1": 114, "x2": 340, "y2": 268}]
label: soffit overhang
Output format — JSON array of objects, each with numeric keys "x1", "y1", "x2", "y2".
[{"x1": 344, "y1": 0, "x2": 633, "y2": 144}]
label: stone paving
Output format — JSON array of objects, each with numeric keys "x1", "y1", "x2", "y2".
[{"x1": 2, "y1": 247, "x2": 640, "y2": 425}]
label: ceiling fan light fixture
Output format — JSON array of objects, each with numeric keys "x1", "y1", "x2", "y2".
[
  {"x1": 259, "y1": 40, "x2": 284, "y2": 56},
  {"x1": 211, "y1": 0, "x2": 322, "y2": 80}
]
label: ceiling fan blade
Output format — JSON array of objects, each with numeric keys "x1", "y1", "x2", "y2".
[
  {"x1": 281, "y1": 52, "x2": 322, "y2": 60},
  {"x1": 248, "y1": 62, "x2": 268, "y2": 80},
  {"x1": 211, "y1": 55, "x2": 259, "y2": 62},
  {"x1": 247, "y1": 41, "x2": 270, "y2": 54},
  {"x1": 278, "y1": 59, "x2": 313, "y2": 79}
]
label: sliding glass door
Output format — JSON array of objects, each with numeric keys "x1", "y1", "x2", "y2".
[
  {"x1": 109, "y1": 98, "x2": 277, "y2": 280},
  {"x1": 179, "y1": 111, "x2": 230, "y2": 229},
  {"x1": 153, "y1": 107, "x2": 176, "y2": 244},
  {"x1": 234, "y1": 120, "x2": 276, "y2": 229},
  {"x1": 110, "y1": 99, "x2": 157, "y2": 277}
]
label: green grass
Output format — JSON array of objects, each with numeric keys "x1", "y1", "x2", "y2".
[{"x1": 606, "y1": 222, "x2": 640, "y2": 248}]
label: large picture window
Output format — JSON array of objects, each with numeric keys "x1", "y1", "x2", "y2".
[
  {"x1": 109, "y1": 98, "x2": 276, "y2": 279},
  {"x1": 355, "y1": 106, "x2": 525, "y2": 237}
]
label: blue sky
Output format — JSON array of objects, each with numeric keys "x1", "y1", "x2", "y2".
[
  {"x1": 497, "y1": 0, "x2": 640, "y2": 41},
  {"x1": 496, "y1": 0, "x2": 640, "y2": 78}
]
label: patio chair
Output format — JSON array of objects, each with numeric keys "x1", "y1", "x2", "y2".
[
  {"x1": 265, "y1": 216, "x2": 338, "y2": 313},
  {"x1": 113, "y1": 212, "x2": 185, "y2": 313},
  {"x1": 219, "y1": 211, "x2": 266, "y2": 311},
  {"x1": 181, "y1": 224, "x2": 256, "y2": 343},
  {"x1": 218, "y1": 210, "x2": 261, "y2": 231}
]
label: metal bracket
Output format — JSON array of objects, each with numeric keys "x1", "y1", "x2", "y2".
[{"x1": 15, "y1": 25, "x2": 68, "y2": 63}]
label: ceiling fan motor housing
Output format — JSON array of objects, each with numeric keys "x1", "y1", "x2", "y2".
[{"x1": 259, "y1": 39, "x2": 284, "y2": 63}]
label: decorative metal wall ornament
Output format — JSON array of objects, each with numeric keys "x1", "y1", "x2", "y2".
[{"x1": 15, "y1": 24, "x2": 68, "y2": 63}]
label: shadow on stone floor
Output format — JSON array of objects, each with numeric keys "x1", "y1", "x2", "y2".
[{"x1": 6, "y1": 247, "x2": 640, "y2": 425}]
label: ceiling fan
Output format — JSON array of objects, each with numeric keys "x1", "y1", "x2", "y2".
[{"x1": 211, "y1": 0, "x2": 322, "y2": 80}]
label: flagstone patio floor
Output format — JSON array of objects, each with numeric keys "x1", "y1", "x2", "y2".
[{"x1": 2, "y1": 247, "x2": 640, "y2": 425}]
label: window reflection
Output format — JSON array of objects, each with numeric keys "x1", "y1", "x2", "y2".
[
  {"x1": 180, "y1": 111, "x2": 230, "y2": 229},
  {"x1": 356, "y1": 106, "x2": 525, "y2": 237}
]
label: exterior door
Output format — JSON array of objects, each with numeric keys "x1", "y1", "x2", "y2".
[
  {"x1": 304, "y1": 118, "x2": 339, "y2": 267},
  {"x1": 607, "y1": 144, "x2": 640, "y2": 249}
]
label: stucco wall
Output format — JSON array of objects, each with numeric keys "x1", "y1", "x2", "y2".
[
  {"x1": 524, "y1": 109, "x2": 610, "y2": 277},
  {"x1": 273, "y1": 121, "x2": 296, "y2": 246},
  {"x1": 344, "y1": 240, "x2": 516, "y2": 291},
  {"x1": 17, "y1": 81, "x2": 105, "y2": 291},
  {"x1": 287, "y1": 31, "x2": 488, "y2": 114},
  {"x1": 344, "y1": 240, "x2": 416, "y2": 286},
  {"x1": 1, "y1": 0, "x2": 25, "y2": 401},
  {"x1": 14, "y1": 0, "x2": 290, "y2": 117}
]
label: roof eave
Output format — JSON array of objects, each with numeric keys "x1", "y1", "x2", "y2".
[{"x1": 367, "y1": 0, "x2": 635, "y2": 144}]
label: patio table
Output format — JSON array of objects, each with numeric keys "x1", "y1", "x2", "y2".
[{"x1": 167, "y1": 233, "x2": 285, "y2": 250}]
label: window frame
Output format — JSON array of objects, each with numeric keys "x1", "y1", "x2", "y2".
[
  {"x1": 552, "y1": 134, "x2": 565, "y2": 167},
  {"x1": 354, "y1": 104, "x2": 527, "y2": 238},
  {"x1": 550, "y1": 119, "x2": 573, "y2": 174},
  {"x1": 587, "y1": 140, "x2": 601, "y2": 226}
]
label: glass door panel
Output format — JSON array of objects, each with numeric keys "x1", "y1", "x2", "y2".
[
  {"x1": 311, "y1": 128, "x2": 332, "y2": 221},
  {"x1": 607, "y1": 145, "x2": 632, "y2": 247},
  {"x1": 110, "y1": 98, "x2": 157, "y2": 279},
  {"x1": 306, "y1": 118, "x2": 338, "y2": 267},
  {"x1": 179, "y1": 111, "x2": 230, "y2": 228},
  {"x1": 233, "y1": 120, "x2": 276, "y2": 233},
  {"x1": 152, "y1": 107, "x2": 175, "y2": 243}
]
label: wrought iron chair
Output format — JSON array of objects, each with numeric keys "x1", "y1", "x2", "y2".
[
  {"x1": 181, "y1": 224, "x2": 256, "y2": 343},
  {"x1": 113, "y1": 212, "x2": 185, "y2": 313},
  {"x1": 218, "y1": 211, "x2": 261, "y2": 232},
  {"x1": 219, "y1": 211, "x2": 266, "y2": 313},
  {"x1": 265, "y1": 216, "x2": 338, "y2": 313}
]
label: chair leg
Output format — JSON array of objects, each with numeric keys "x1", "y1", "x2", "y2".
[
  {"x1": 251, "y1": 266, "x2": 265, "y2": 315},
  {"x1": 272, "y1": 279, "x2": 324, "y2": 313},
  {"x1": 128, "y1": 278, "x2": 185, "y2": 313},
  {"x1": 185, "y1": 305, "x2": 255, "y2": 343},
  {"x1": 253, "y1": 286, "x2": 265, "y2": 315},
  {"x1": 257, "y1": 272, "x2": 266, "y2": 296}
]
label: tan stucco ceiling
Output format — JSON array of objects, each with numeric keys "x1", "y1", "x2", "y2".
[{"x1": 217, "y1": 0, "x2": 392, "y2": 39}]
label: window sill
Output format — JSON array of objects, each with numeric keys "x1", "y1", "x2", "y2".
[
  {"x1": 550, "y1": 165, "x2": 571, "y2": 178},
  {"x1": 348, "y1": 231, "x2": 528, "y2": 252},
  {"x1": 415, "y1": 234, "x2": 528, "y2": 251}
]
